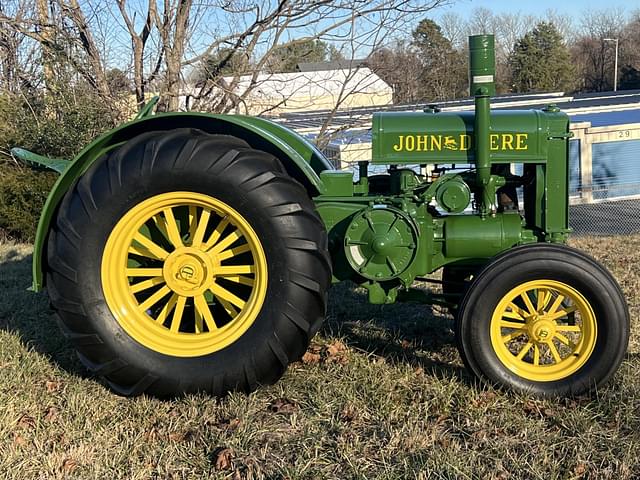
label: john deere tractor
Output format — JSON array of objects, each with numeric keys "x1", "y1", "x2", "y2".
[{"x1": 14, "y1": 35, "x2": 629, "y2": 397}]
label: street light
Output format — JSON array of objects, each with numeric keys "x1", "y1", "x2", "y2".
[{"x1": 604, "y1": 38, "x2": 619, "y2": 92}]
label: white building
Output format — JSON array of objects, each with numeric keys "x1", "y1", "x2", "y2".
[{"x1": 182, "y1": 67, "x2": 393, "y2": 116}]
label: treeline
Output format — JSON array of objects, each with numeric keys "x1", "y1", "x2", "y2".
[{"x1": 367, "y1": 7, "x2": 640, "y2": 103}]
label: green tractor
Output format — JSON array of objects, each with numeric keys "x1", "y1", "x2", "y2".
[{"x1": 14, "y1": 35, "x2": 629, "y2": 397}]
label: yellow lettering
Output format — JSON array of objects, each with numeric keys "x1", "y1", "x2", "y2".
[
  {"x1": 405, "y1": 135, "x2": 415, "y2": 151},
  {"x1": 490, "y1": 134, "x2": 500, "y2": 151},
  {"x1": 460, "y1": 134, "x2": 471, "y2": 151},
  {"x1": 416, "y1": 135, "x2": 428, "y2": 152},
  {"x1": 443, "y1": 136, "x2": 458, "y2": 150},
  {"x1": 393, "y1": 136, "x2": 404, "y2": 152},
  {"x1": 502, "y1": 134, "x2": 514, "y2": 150},
  {"x1": 515, "y1": 133, "x2": 528, "y2": 150},
  {"x1": 431, "y1": 135, "x2": 442, "y2": 151}
]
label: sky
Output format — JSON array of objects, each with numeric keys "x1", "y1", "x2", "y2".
[{"x1": 437, "y1": 0, "x2": 640, "y2": 16}]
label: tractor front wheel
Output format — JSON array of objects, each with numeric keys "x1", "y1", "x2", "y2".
[
  {"x1": 456, "y1": 244, "x2": 629, "y2": 396},
  {"x1": 46, "y1": 129, "x2": 331, "y2": 396}
]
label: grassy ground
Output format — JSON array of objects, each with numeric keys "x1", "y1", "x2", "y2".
[{"x1": 0, "y1": 237, "x2": 639, "y2": 479}]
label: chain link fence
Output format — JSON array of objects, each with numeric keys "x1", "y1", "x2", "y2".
[{"x1": 569, "y1": 182, "x2": 640, "y2": 236}]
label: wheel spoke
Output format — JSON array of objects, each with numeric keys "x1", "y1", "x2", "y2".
[
  {"x1": 536, "y1": 289, "x2": 550, "y2": 311},
  {"x1": 533, "y1": 344, "x2": 541, "y2": 366},
  {"x1": 215, "y1": 265, "x2": 255, "y2": 276},
  {"x1": 500, "y1": 320, "x2": 527, "y2": 329},
  {"x1": 126, "y1": 268, "x2": 163, "y2": 277},
  {"x1": 128, "y1": 244, "x2": 162, "y2": 260},
  {"x1": 547, "y1": 340, "x2": 562, "y2": 363},
  {"x1": 132, "y1": 232, "x2": 169, "y2": 260},
  {"x1": 222, "y1": 275, "x2": 255, "y2": 287},
  {"x1": 162, "y1": 208, "x2": 184, "y2": 248},
  {"x1": 152, "y1": 213, "x2": 171, "y2": 244},
  {"x1": 546, "y1": 306, "x2": 577, "y2": 321},
  {"x1": 554, "y1": 332, "x2": 576, "y2": 349},
  {"x1": 548, "y1": 294, "x2": 565, "y2": 315},
  {"x1": 188, "y1": 206, "x2": 198, "y2": 244},
  {"x1": 209, "y1": 283, "x2": 246, "y2": 309},
  {"x1": 217, "y1": 296, "x2": 239, "y2": 318},
  {"x1": 194, "y1": 303, "x2": 203, "y2": 333},
  {"x1": 501, "y1": 329, "x2": 526, "y2": 343},
  {"x1": 203, "y1": 217, "x2": 230, "y2": 251},
  {"x1": 516, "y1": 341, "x2": 534, "y2": 360},
  {"x1": 139, "y1": 285, "x2": 172, "y2": 311},
  {"x1": 520, "y1": 292, "x2": 536, "y2": 315},
  {"x1": 191, "y1": 209, "x2": 211, "y2": 248},
  {"x1": 210, "y1": 229, "x2": 243, "y2": 255},
  {"x1": 170, "y1": 296, "x2": 187, "y2": 332},
  {"x1": 217, "y1": 243, "x2": 252, "y2": 261},
  {"x1": 502, "y1": 311, "x2": 524, "y2": 321},
  {"x1": 556, "y1": 324, "x2": 581, "y2": 333},
  {"x1": 506, "y1": 302, "x2": 527, "y2": 320},
  {"x1": 194, "y1": 294, "x2": 217, "y2": 332},
  {"x1": 155, "y1": 293, "x2": 179, "y2": 324},
  {"x1": 130, "y1": 276, "x2": 165, "y2": 294}
]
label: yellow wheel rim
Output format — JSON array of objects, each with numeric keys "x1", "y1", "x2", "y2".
[
  {"x1": 101, "y1": 192, "x2": 268, "y2": 357},
  {"x1": 490, "y1": 280, "x2": 597, "y2": 382}
]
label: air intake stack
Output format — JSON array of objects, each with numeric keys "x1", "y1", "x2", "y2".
[{"x1": 469, "y1": 34, "x2": 500, "y2": 215}]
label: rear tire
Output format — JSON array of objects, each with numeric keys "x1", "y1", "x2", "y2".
[
  {"x1": 456, "y1": 243, "x2": 629, "y2": 396},
  {"x1": 46, "y1": 128, "x2": 331, "y2": 397}
]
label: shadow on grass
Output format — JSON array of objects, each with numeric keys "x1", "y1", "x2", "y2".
[
  {"x1": 0, "y1": 248, "x2": 86, "y2": 376},
  {"x1": 323, "y1": 281, "x2": 470, "y2": 384},
  {"x1": 1, "y1": 247, "x2": 470, "y2": 386}
]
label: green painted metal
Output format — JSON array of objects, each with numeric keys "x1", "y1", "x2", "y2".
[
  {"x1": 320, "y1": 170, "x2": 354, "y2": 196},
  {"x1": 29, "y1": 32, "x2": 573, "y2": 309},
  {"x1": 469, "y1": 34, "x2": 496, "y2": 97},
  {"x1": 443, "y1": 214, "x2": 526, "y2": 258},
  {"x1": 371, "y1": 110, "x2": 555, "y2": 164},
  {"x1": 344, "y1": 206, "x2": 417, "y2": 281},
  {"x1": 11, "y1": 148, "x2": 70, "y2": 174},
  {"x1": 435, "y1": 175, "x2": 471, "y2": 213},
  {"x1": 30, "y1": 112, "x2": 333, "y2": 292},
  {"x1": 134, "y1": 96, "x2": 160, "y2": 120},
  {"x1": 312, "y1": 33, "x2": 569, "y2": 303}
]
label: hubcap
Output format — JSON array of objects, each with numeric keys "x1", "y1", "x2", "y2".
[
  {"x1": 490, "y1": 280, "x2": 597, "y2": 382},
  {"x1": 101, "y1": 192, "x2": 268, "y2": 357},
  {"x1": 163, "y1": 247, "x2": 214, "y2": 297}
]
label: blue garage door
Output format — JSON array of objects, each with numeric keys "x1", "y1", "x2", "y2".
[
  {"x1": 569, "y1": 140, "x2": 580, "y2": 197},
  {"x1": 592, "y1": 139, "x2": 640, "y2": 199}
]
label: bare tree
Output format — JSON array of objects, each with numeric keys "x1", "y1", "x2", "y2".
[
  {"x1": 1, "y1": 0, "x2": 452, "y2": 117},
  {"x1": 466, "y1": 7, "x2": 496, "y2": 36},
  {"x1": 544, "y1": 9, "x2": 575, "y2": 42},
  {"x1": 439, "y1": 11, "x2": 466, "y2": 49},
  {"x1": 0, "y1": 1, "x2": 47, "y2": 93},
  {"x1": 573, "y1": 8, "x2": 627, "y2": 91},
  {"x1": 185, "y1": 1, "x2": 451, "y2": 114},
  {"x1": 367, "y1": 40, "x2": 422, "y2": 104},
  {"x1": 116, "y1": 0, "x2": 160, "y2": 107}
]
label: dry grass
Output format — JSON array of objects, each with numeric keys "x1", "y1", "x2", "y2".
[{"x1": 0, "y1": 237, "x2": 639, "y2": 479}]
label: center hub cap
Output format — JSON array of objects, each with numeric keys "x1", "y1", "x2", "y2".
[
  {"x1": 163, "y1": 247, "x2": 214, "y2": 297},
  {"x1": 528, "y1": 319, "x2": 556, "y2": 342}
]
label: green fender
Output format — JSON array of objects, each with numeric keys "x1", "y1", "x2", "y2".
[{"x1": 29, "y1": 112, "x2": 333, "y2": 292}]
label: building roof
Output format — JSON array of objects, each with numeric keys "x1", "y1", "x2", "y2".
[
  {"x1": 570, "y1": 109, "x2": 640, "y2": 127},
  {"x1": 296, "y1": 59, "x2": 366, "y2": 72},
  {"x1": 181, "y1": 67, "x2": 393, "y2": 115},
  {"x1": 275, "y1": 89, "x2": 640, "y2": 144}
]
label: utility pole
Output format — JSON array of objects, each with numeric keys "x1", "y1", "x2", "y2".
[{"x1": 604, "y1": 38, "x2": 619, "y2": 92}]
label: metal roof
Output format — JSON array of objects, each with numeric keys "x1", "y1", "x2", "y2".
[
  {"x1": 569, "y1": 109, "x2": 640, "y2": 127},
  {"x1": 274, "y1": 89, "x2": 640, "y2": 145}
]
